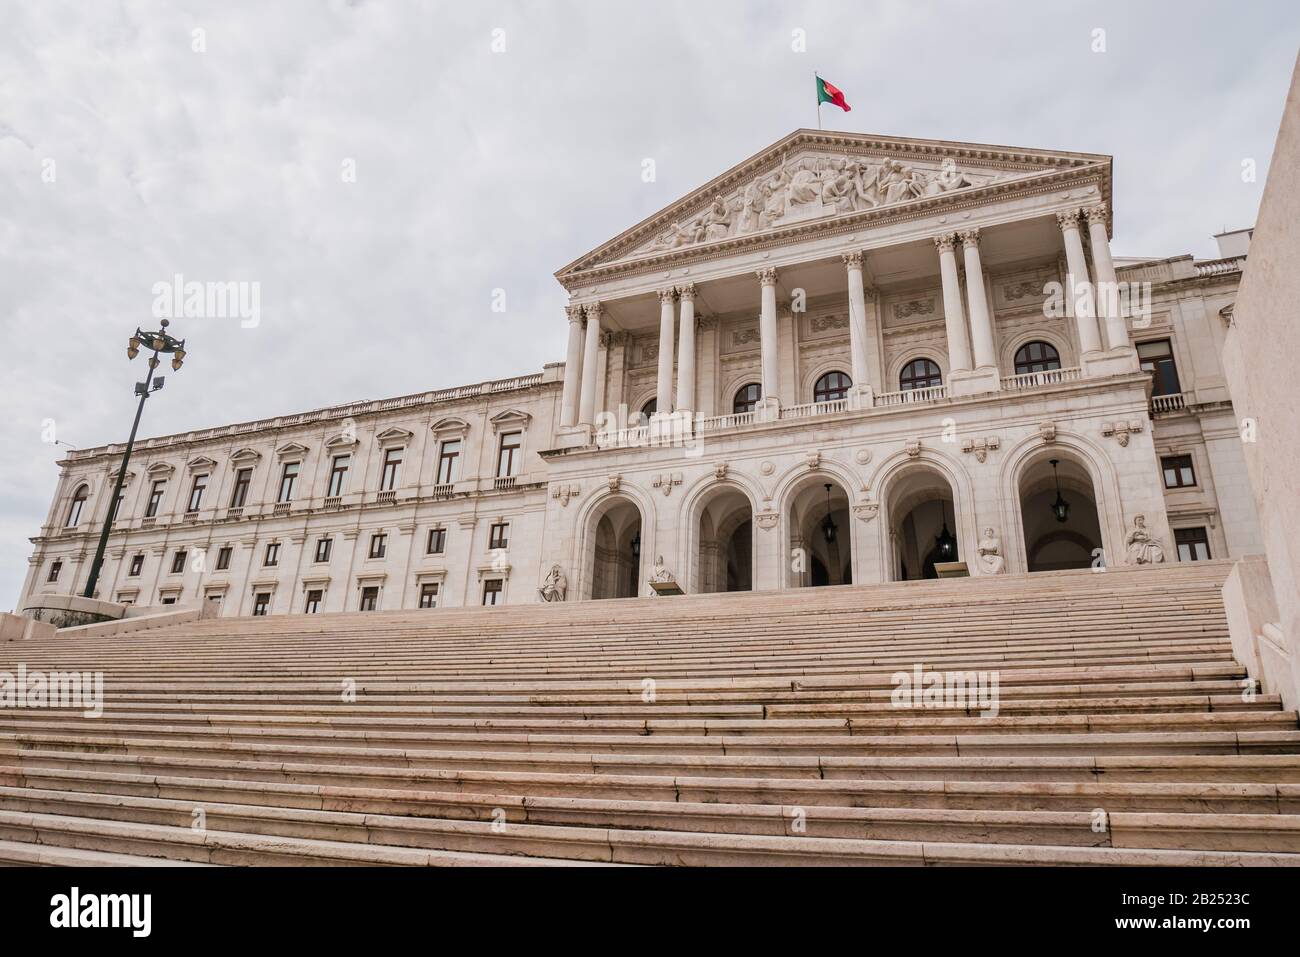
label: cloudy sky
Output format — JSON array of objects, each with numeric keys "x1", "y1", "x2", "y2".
[{"x1": 1, "y1": 0, "x2": 1297, "y2": 607}]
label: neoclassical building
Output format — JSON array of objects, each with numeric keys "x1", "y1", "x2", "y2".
[{"x1": 21, "y1": 129, "x2": 1263, "y2": 615}]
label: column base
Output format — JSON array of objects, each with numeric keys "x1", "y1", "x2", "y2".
[
  {"x1": 1081, "y1": 348, "x2": 1140, "y2": 378},
  {"x1": 849, "y1": 385, "x2": 874, "y2": 410},
  {"x1": 757, "y1": 397, "x2": 781, "y2": 422},
  {"x1": 947, "y1": 367, "x2": 1001, "y2": 397},
  {"x1": 552, "y1": 424, "x2": 593, "y2": 450}
]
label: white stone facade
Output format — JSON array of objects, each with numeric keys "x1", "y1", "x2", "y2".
[{"x1": 21, "y1": 130, "x2": 1263, "y2": 615}]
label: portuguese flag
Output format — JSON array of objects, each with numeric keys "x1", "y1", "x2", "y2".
[{"x1": 815, "y1": 75, "x2": 851, "y2": 112}]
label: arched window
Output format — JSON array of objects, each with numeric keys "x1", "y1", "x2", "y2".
[
  {"x1": 813, "y1": 371, "x2": 851, "y2": 403},
  {"x1": 733, "y1": 383, "x2": 762, "y2": 414},
  {"x1": 639, "y1": 398, "x2": 657, "y2": 419},
  {"x1": 1014, "y1": 341, "x2": 1062, "y2": 375},
  {"x1": 900, "y1": 358, "x2": 942, "y2": 391},
  {"x1": 65, "y1": 485, "x2": 89, "y2": 527}
]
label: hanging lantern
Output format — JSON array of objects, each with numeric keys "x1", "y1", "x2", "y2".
[
  {"x1": 821, "y1": 484, "x2": 837, "y2": 544},
  {"x1": 1050, "y1": 459, "x2": 1070, "y2": 523},
  {"x1": 934, "y1": 500, "x2": 956, "y2": 560},
  {"x1": 630, "y1": 531, "x2": 641, "y2": 559}
]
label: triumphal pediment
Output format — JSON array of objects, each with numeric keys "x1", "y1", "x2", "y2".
[{"x1": 558, "y1": 129, "x2": 1109, "y2": 282}]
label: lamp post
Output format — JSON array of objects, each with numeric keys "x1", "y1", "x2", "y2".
[{"x1": 81, "y1": 319, "x2": 187, "y2": 599}]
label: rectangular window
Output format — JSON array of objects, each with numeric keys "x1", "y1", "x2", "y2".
[
  {"x1": 1161, "y1": 454, "x2": 1196, "y2": 489},
  {"x1": 369, "y1": 533, "x2": 387, "y2": 559},
  {"x1": 278, "y1": 462, "x2": 300, "y2": 503},
  {"x1": 496, "y1": 431, "x2": 522, "y2": 478},
  {"x1": 359, "y1": 586, "x2": 379, "y2": 612},
  {"x1": 304, "y1": 589, "x2": 323, "y2": 614},
  {"x1": 187, "y1": 473, "x2": 209, "y2": 512},
  {"x1": 230, "y1": 468, "x2": 252, "y2": 508},
  {"x1": 129, "y1": 554, "x2": 144, "y2": 577},
  {"x1": 146, "y1": 480, "x2": 166, "y2": 518},
  {"x1": 161, "y1": 596, "x2": 177, "y2": 606},
  {"x1": 426, "y1": 527, "x2": 446, "y2": 555},
  {"x1": 252, "y1": 592, "x2": 271, "y2": 616},
  {"x1": 419, "y1": 583, "x2": 439, "y2": 609},
  {"x1": 315, "y1": 537, "x2": 333, "y2": 563},
  {"x1": 47, "y1": 560, "x2": 62, "y2": 583},
  {"x1": 111, "y1": 493, "x2": 125, "y2": 523},
  {"x1": 265, "y1": 542, "x2": 280, "y2": 567},
  {"x1": 171, "y1": 550, "x2": 187, "y2": 574},
  {"x1": 482, "y1": 579, "x2": 503, "y2": 606},
  {"x1": 216, "y1": 546, "x2": 232, "y2": 571},
  {"x1": 327, "y1": 455, "x2": 350, "y2": 497},
  {"x1": 488, "y1": 522, "x2": 509, "y2": 550},
  {"x1": 436, "y1": 440, "x2": 461, "y2": 485},
  {"x1": 380, "y1": 448, "x2": 403, "y2": 491},
  {"x1": 1175, "y1": 526, "x2": 1212, "y2": 562},
  {"x1": 1137, "y1": 339, "x2": 1182, "y2": 396}
]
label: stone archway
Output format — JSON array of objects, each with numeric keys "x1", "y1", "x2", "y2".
[
  {"x1": 694, "y1": 485, "x2": 754, "y2": 593},
  {"x1": 584, "y1": 495, "x2": 644, "y2": 599},
  {"x1": 885, "y1": 464, "x2": 959, "y2": 581},
  {"x1": 786, "y1": 476, "x2": 853, "y2": 587},
  {"x1": 1019, "y1": 453, "x2": 1104, "y2": 572}
]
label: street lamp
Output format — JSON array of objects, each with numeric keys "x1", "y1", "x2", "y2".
[{"x1": 82, "y1": 319, "x2": 188, "y2": 599}]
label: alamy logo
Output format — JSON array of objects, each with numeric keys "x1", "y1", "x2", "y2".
[
  {"x1": 0, "y1": 665, "x2": 103, "y2": 718},
  {"x1": 891, "y1": 663, "x2": 1000, "y2": 718},
  {"x1": 151, "y1": 273, "x2": 261, "y2": 328},
  {"x1": 50, "y1": 887, "x2": 151, "y2": 938}
]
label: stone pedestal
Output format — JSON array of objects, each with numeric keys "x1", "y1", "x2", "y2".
[
  {"x1": 20, "y1": 593, "x2": 127, "y2": 629},
  {"x1": 1082, "y1": 347, "x2": 1140, "y2": 378},
  {"x1": 947, "y1": 367, "x2": 1000, "y2": 397}
]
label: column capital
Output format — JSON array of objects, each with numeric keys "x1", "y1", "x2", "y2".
[
  {"x1": 756, "y1": 267, "x2": 779, "y2": 286},
  {"x1": 1083, "y1": 204, "x2": 1109, "y2": 227},
  {"x1": 933, "y1": 233, "x2": 958, "y2": 253},
  {"x1": 958, "y1": 228, "x2": 981, "y2": 248},
  {"x1": 841, "y1": 251, "x2": 863, "y2": 269},
  {"x1": 565, "y1": 304, "x2": 585, "y2": 323},
  {"x1": 1055, "y1": 209, "x2": 1083, "y2": 230},
  {"x1": 583, "y1": 301, "x2": 603, "y2": 321},
  {"x1": 676, "y1": 282, "x2": 697, "y2": 300},
  {"x1": 656, "y1": 287, "x2": 678, "y2": 304}
]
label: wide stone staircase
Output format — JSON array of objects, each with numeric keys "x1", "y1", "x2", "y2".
[{"x1": 1, "y1": 560, "x2": 1298, "y2": 866}]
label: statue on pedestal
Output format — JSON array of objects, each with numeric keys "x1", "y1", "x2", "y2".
[
  {"x1": 1125, "y1": 514, "x2": 1165, "y2": 565},
  {"x1": 538, "y1": 564, "x2": 568, "y2": 602},
  {"x1": 977, "y1": 527, "x2": 1005, "y2": 575}
]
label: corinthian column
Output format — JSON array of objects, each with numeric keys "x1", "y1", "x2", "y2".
[
  {"x1": 757, "y1": 267, "x2": 780, "y2": 408},
  {"x1": 577, "y1": 302, "x2": 601, "y2": 426},
  {"x1": 656, "y1": 287, "x2": 676, "y2": 414},
  {"x1": 934, "y1": 234, "x2": 972, "y2": 373},
  {"x1": 675, "y1": 283, "x2": 697, "y2": 415},
  {"x1": 1084, "y1": 205, "x2": 1129, "y2": 351},
  {"x1": 1058, "y1": 210, "x2": 1103, "y2": 354},
  {"x1": 559, "y1": 305, "x2": 585, "y2": 427},
  {"x1": 959, "y1": 230, "x2": 997, "y2": 370},
  {"x1": 843, "y1": 252, "x2": 870, "y2": 394}
]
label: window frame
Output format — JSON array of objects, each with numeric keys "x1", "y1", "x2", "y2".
[
  {"x1": 1137, "y1": 338, "x2": 1182, "y2": 397},
  {"x1": 1161, "y1": 454, "x2": 1197, "y2": 489},
  {"x1": 252, "y1": 592, "x2": 271, "y2": 616},
  {"x1": 264, "y1": 542, "x2": 280, "y2": 567},
  {"x1": 277, "y1": 462, "x2": 300, "y2": 504},
  {"x1": 482, "y1": 578, "x2": 503, "y2": 606},
  {"x1": 380, "y1": 448, "x2": 403, "y2": 492},
  {"x1": 1175, "y1": 526, "x2": 1212, "y2": 562},
  {"x1": 418, "y1": 582, "x2": 439, "y2": 609},
  {"x1": 359, "y1": 586, "x2": 379, "y2": 612},
  {"x1": 304, "y1": 589, "x2": 323, "y2": 614},
  {"x1": 436, "y1": 440, "x2": 461, "y2": 485},
  {"x1": 1013, "y1": 341, "x2": 1062, "y2": 375},
  {"x1": 427, "y1": 527, "x2": 446, "y2": 555},
  {"x1": 129, "y1": 554, "x2": 145, "y2": 577},
  {"x1": 145, "y1": 479, "x2": 167, "y2": 518},
  {"x1": 327, "y1": 454, "x2": 350, "y2": 497},
  {"x1": 47, "y1": 560, "x2": 62, "y2": 583},
  {"x1": 230, "y1": 468, "x2": 253, "y2": 508},
  {"x1": 187, "y1": 473, "x2": 209, "y2": 513},
  {"x1": 496, "y1": 431, "x2": 522, "y2": 478},
  {"x1": 65, "y1": 485, "x2": 88, "y2": 527},
  {"x1": 488, "y1": 522, "x2": 509, "y2": 551},
  {"x1": 733, "y1": 383, "x2": 762, "y2": 415},
  {"x1": 900, "y1": 358, "x2": 943, "y2": 391},
  {"x1": 369, "y1": 533, "x2": 387, "y2": 560},
  {"x1": 170, "y1": 550, "x2": 187, "y2": 575},
  {"x1": 215, "y1": 546, "x2": 232, "y2": 571},
  {"x1": 314, "y1": 537, "x2": 333, "y2": 563},
  {"x1": 813, "y1": 371, "x2": 852, "y2": 404}
]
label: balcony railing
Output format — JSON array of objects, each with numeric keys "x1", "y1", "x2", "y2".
[
  {"x1": 696, "y1": 410, "x2": 757, "y2": 433},
  {"x1": 272, "y1": 502, "x2": 291, "y2": 516},
  {"x1": 224, "y1": 506, "x2": 244, "y2": 520},
  {"x1": 431, "y1": 484, "x2": 455, "y2": 500},
  {"x1": 1000, "y1": 366, "x2": 1082, "y2": 392},
  {"x1": 874, "y1": 384, "x2": 948, "y2": 407},
  {"x1": 781, "y1": 399, "x2": 848, "y2": 419},
  {"x1": 375, "y1": 489, "x2": 396, "y2": 504},
  {"x1": 322, "y1": 496, "x2": 342, "y2": 509},
  {"x1": 1150, "y1": 391, "x2": 1187, "y2": 415},
  {"x1": 493, "y1": 476, "x2": 517, "y2": 491}
]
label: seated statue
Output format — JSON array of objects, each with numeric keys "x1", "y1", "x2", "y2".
[
  {"x1": 649, "y1": 555, "x2": 675, "y2": 583},
  {"x1": 538, "y1": 564, "x2": 567, "y2": 602},
  {"x1": 1125, "y1": 514, "x2": 1165, "y2": 565},
  {"x1": 977, "y1": 527, "x2": 1005, "y2": 575}
]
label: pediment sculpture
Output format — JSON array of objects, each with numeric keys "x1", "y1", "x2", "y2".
[{"x1": 639, "y1": 152, "x2": 1011, "y2": 256}]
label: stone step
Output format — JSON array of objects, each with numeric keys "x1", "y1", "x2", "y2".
[{"x1": 0, "y1": 837, "x2": 212, "y2": 867}]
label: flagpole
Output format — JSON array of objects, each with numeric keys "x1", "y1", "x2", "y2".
[{"x1": 814, "y1": 71, "x2": 821, "y2": 129}]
